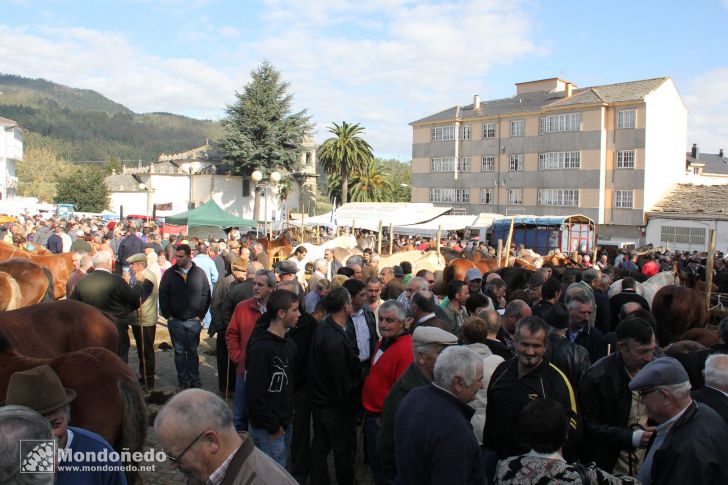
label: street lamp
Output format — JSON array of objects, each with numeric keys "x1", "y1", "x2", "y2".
[{"x1": 251, "y1": 170, "x2": 281, "y2": 239}]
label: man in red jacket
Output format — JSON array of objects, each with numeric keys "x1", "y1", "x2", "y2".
[
  {"x1": 226, "y1": 269, "x2": 275, "y2": 431},
  {"x1": 361, "y1": 300, "x2": 413, "y2": 484}
]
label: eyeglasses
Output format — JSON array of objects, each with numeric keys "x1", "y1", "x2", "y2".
[
  {"x1": 638, "y1": 388, "x2": 660, "y2": 400},
  {"x1": 166, "y1": 430, "x2": 206, "y2": 464}
]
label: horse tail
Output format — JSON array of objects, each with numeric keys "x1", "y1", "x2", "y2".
[
  {"x1": 41, "y1": 267, "x2": 54, "y2": 302},
  {"x1": 118, "y1": 378, "x2": 147, "y2": 485}
]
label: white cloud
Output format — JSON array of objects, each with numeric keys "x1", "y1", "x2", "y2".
[
  {"x1": 0, "y1": 25, "x2": 235, "y2": 118},
  {"x1": 684, "y1": 67, "x2": 728, "y2": 153},
  {"x1": 0, "y1": 0, "x2": 546, "y2": 156}
]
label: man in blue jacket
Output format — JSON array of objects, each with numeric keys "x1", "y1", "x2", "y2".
[{"x1": 394, "y1": 346, "x2": 485, "y2": 485}]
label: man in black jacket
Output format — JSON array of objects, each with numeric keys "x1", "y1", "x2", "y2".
[
  {"x1": 159, "y1": 244, "x2": 211, "y2": 389},
  {"x1": 566, "y1": 293, "x2": 606, "y2": 362},
  {"x1": 245, "y1": 289, "x2": 299, "y2": 467},
  {"x1": 484, "y1": 316, "x2": 581, "y2": 470},
  {"x1": 343, "y1": 278, "x2": 377, "y2": 392},
  {"x1": 630, "y1": 356, "x2": 728, "y2": 485},
  {"x1": 683, "y1": 317, "x2": 728, "y2": 388},
  {"x1": 543, "y1": 304, "x2": 591, "y2": 387},
  {"x1": 579, "y1": 317, "x2": 657, "y2": 474},
  {"x1": 71, "y1": 250, "x2": 152, "y2": 362},
  {"x1": 308, "y1": 288, "x2": 359, "y2": 485},
  {"x1": 609, "y1": 277, "x2": 649, "y2": 331}
]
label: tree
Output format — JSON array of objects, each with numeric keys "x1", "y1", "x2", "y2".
[
  {"x1": 219, "y1": 60, "x2": 312, "y2": 177},
  {"x1": 16, "y1": 146, "x2": 73, "y2": 202},
  {"x1": 327, "y1": 158, "x2": 395, "y2": 202},
  {"x1": 380, "y1": 158, "x2": 412, "y2": 202},
  {"x1": 54, "y1": 166, "x2": 109, "y2": 212},
  {"x1": 318, "y1": 121, "x2": 373, "y2": 204}
]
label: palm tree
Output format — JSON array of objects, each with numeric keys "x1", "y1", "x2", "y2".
[
  {"x1": 349, "y1": 158, "x2": 395, "y2": 202},
  {"x1": 317, "y1": 122, "x2": 373, "y2": 204}
]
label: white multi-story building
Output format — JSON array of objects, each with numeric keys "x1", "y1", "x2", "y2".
[{"x1": 0, "y1": 116, "x2": 22, "y2": 200}]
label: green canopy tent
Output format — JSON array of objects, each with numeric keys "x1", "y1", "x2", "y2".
[{"x1": 164, "y1": 200, "x2": 257, "y2": 239}]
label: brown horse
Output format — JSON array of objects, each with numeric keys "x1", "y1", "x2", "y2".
[
  {"x1": 652, "y1": 285, "x2": 708, "y2": 346},
  {"x1": 0, "y1": 300, "x2": 118, "y2": 358},
  {"x1": 0, "y1": 258, "x2": 53, "y2": 310},
  {"x1": 0, "y1": 242, "x2": 74, "y2": 298},
  {"x1": 443, "y1": 257, "x2": 499, "y2": 287},
  {"x1": 0, "y1": 334, "x2": 146, "y2": 484}
]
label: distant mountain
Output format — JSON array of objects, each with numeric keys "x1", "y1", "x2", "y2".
[{"x1": 0, "y1": 74, "x2": 224, "y2": 162}]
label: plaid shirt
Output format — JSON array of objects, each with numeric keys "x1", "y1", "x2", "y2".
[{"x1": 206, "y1": 445, "x2": 240, "y2": 485}]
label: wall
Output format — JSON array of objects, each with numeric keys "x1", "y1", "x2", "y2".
[
  {"x1": 643, "y1": 80, "x2": 688, "y2": 213},
  {"x1": 645, "y1": 217, "x2": 728, "y2": 252}
]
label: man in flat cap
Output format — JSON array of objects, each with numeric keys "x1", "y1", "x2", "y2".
[
  {"x1": 5, "y1": 365, "x2": 127, "y2": 485},
  {"x1": 126, "y1": 252, "x2": 159, "y2": 389},
  {"x1": 629, "y1": 356, "x2": 728, "y2": 485},
  {"x1": 0, "y1": 405, "x2": 54, "y2": 485},
  {"x1": 377, "y1": 326, "x2": 458, "y2": 480}
]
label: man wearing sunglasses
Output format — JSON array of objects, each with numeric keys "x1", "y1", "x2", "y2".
[
  {"x1": 155, "y1": 389, "x2": 296, "y2": 484},
  {"x1": 629, "y1": 356, "x2": 728, "y2": 485}
]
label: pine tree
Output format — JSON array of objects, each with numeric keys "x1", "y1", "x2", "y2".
[{"x1": 219, "y1": 61, "x2": 312, "y2": 177}]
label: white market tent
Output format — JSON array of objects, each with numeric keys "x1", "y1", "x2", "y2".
[
  {"x1": 394, "y1": 214, "x2": 479, "y2": 236},
  {"x1": 291, "y1": 202, "x2": 452, "y2": 231}
]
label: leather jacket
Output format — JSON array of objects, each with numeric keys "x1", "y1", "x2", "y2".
[{"x1": 546, "y1": 334, "x2": 591, "y2": 387}]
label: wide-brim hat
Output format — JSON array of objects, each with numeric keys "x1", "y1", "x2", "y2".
[
  {"x1": 543, "y1": 303, "x2": 570, "y2": 330},
  {"x1": 4, "y1": 365, "x2": 77, "y2": 415}
]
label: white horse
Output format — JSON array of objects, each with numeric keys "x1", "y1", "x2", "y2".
[
  {"x1": 288, "y1": 234, "x2": 361, "y2": 268},
  {"x1": 378, "y1": 250, "x2": 447, "y2": 272},
  {"x1": 608, "y1": 271, "x2": 678, "y2": 309}
]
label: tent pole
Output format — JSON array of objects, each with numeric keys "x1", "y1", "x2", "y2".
[
  {"x1": 377, "y1": 221, "x2": 383, "y2": 254},
  {"x1": 389, "y1": 223, "x2": 394, "y2": 255}
]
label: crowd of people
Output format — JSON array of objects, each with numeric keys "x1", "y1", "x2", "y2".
[{"x1": 2, "y1": 213, "x2": 728, "y2": 484}]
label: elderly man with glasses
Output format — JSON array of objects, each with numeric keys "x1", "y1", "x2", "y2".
[
  {"x1": 155, "y1": 389, "x2": 296, "y2": 484},
  {"x1": 629, "y1": 357, "x2": 728, "y2": 485}
]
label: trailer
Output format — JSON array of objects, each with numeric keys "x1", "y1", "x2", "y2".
[{"x1": 491, "y1": 214, "x2": 596, "y2": 255}]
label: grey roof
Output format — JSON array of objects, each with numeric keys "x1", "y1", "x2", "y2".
[
  {"x1": 0, "y1": 116, "x2": 18, "y2": 128},
  {"x1": 686, "y1": 152, "x2": 728, "y2": 175},
  {"x1": 648, "y1": 184, "x2": 728, "y2": 220},
  {"x1": 105, "y1": 174, "x2": 148, "y2": 192},
  {"x1": 412, "y1": 77, "x2": 669, "y2": 124}
]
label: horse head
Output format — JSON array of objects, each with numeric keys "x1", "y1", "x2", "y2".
[{"x1": 652, "y1": 285, "x2": 707, "y2": 346}]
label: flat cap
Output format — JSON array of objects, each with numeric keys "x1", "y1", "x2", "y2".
[
  {"x1": 412, "y1": 326, "x2": 458, "y2": 347},
  {"x1": 126, "y1": 253, "x2": 148, "y2": 264},
  {"x1": 528, "y1": 271, "x2": 545, "y2": 287},
  {"x1": 276, "y1": 260, "x2": 298, "y2": 275},
  {"x1": 628, "y1": 357, "x2": 689, "y2": 392},
  {"x1": 465, "y1": 268, "x2": 483, "y2": 281},
  {"x1": 231, "y1": 257, "x2": 247, "y2": 273},
  {"x1": 543, "y1": 303, "x2": 569, "y2": 330}
]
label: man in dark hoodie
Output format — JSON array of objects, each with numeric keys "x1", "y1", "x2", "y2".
[{"x1": 245, "y1": 289, "x2": 299, "y2": 467}]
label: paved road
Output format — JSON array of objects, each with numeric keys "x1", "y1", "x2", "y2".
[{"x1": 129, "y1": 323, "x2": 374, "y2": 484}]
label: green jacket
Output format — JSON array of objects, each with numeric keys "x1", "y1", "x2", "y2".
[{"x1": 377, "y1": 362, "x2": 431, "y2": 480}]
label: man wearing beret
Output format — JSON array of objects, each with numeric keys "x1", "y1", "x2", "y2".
[{"x1": 630, "y1": 356, "x2": 728, "y2": 485}]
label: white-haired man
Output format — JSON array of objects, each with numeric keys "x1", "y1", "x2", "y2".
[
  {"x1": 394, "y1": 346, "x2": 485, "y2": 484},
  {"x1": 70, "y1": 250, "x2": 153, "y2": 362},
  {"x1": 691, "y1": 353, "x2": 728, "y2": 423}
]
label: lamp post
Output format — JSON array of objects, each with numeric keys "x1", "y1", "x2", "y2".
[
  {"x1": 138, "y1": 182, "x2": 153, "y2": 219},
  {"x1": 251, "y1": 170, "x2": 281, "y2": 240}
]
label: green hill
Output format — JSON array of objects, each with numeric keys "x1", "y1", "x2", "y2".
[{"x1": 0, "y1": 74, "x2": 224, "y2": 162}]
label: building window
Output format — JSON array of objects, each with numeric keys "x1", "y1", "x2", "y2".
[
  {"x1": 617, "y1": 109, "x2": 636, "y2": 129},
  {"x1": 431, "y1": 157, "x2": 456, "y2": 172},
  {"x1": 458, "y1": 157, "x2": 470, "y2": 172},
  {"x1": 483, "y1": 122, "x2": 496, "y2": 139},
  {"x1": 538, "y1": 189, "x2": 579, "y2": 207},
  {"x1": 617, "y1": 150, "x2": 635, "y2": 168},
  {"x1": 510, "y1": 120, "x2": 525, "y2": 137},
  {"x1": 481, "y1": 155, "x2": 495, "y2": 172},
  {"x1": 431, "y1": 126, "x2": 457, "y2": 141},
  {"x1": 615, "y1": 190, "x2": 634, "y2": 208},
  {"x1": 481, "y1": 188, "x2": 494, "y2": 205},
  {"x1": 429, "y1": 188, "x2": 470, "y2": 203},
  {"x1": 509, "y1": 154, "x2": 523, "y2": 171},
  {"x1": 508, "y1": 189, "x2": 523, "y2": 205},
  {"x1": 539, "y1": 113, "x2": 581, "y2": 134},
  {"x1": 538, "y1": 151, "x2": 580, "y2": 170},
  {"x1": 660, "y1": 226, "x2": 706, "y2": 246},
  {"x1": 461, "y1": 125, "x2": 471, "y2": 140}
]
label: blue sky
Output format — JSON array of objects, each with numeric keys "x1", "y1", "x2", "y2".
[{"x1": 1, "y1": 0, "x2": 727, "y2": 159}]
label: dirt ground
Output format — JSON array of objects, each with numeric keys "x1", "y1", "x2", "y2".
[{"x1": 129, "y1": 322, "x2": 373, "y2": 484}]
